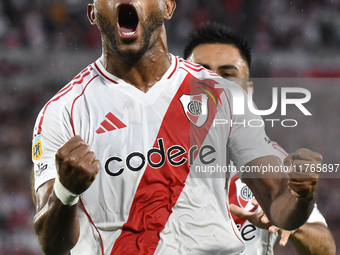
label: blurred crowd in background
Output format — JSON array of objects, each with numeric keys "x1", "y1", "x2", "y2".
[{"x1": 0, "y1": 0, "x2": 339, "y2": 254}]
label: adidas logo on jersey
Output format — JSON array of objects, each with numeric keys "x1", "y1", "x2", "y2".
[{"x1": 96, "y1": 112, "x2": 126, "y2": 134}]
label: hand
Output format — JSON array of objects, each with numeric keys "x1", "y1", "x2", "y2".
[
  {"x1": 55, "y1": 135, "x2": 100, "y2": 195},
  {"x1": 229, "y1": 198, "x2": 272, "y2": 229},
  {"x1": 230, "y1": 198, "x2": 299, "y2": 247},
  {"x1": 284, "y1": 148, "x2": 322, "y2": 199},
  {"x1": 268, "y1": 225, "x2": 299, "y2": 247}
]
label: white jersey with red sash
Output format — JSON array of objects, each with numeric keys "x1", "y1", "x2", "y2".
[
  {"x1": 228, "y1": 142, "x2": 327, "y2": 255},
  {"x1": 32, "y1": 55, "x2": 278, "y2": 255}
]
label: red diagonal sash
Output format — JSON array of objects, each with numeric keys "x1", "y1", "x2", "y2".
[{"x1": 111, "y1": 75, "x2": 222, "y2": 254}]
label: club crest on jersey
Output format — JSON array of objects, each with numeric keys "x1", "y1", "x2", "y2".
[
  {"x1": 179, "y1": 93, "x2": 208, "y2": 127},
  {"x1": 235, "y1": 178, "x2": 255, "y2": 211}
]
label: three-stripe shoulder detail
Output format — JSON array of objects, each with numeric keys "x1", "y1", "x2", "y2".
[{"x1": 35, "y1": 66, "x2": 96, "y2": 136}]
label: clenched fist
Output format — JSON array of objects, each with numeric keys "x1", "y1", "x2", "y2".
[
  {"x1": 284, "y1": 148, "x2": 322, "y2": 199},
  {"x1": 55, "y1": 135, "x2": 100, "y2": 195}
]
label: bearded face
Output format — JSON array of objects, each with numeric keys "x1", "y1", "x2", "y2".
[{"x1": 94, "y1": 1, "x2": 165, "y2": 63}]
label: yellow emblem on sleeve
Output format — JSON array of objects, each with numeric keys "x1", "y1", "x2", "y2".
[{"x1": 32, "y1": 135, "x2": 43, "y2": 161}]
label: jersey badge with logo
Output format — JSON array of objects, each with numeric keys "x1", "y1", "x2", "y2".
[
  {"x1": 32, "y1": 134, "x2": 43, "y2": 161},
  {"x1": 235, "y1": 178, "x2": 255, "y2": 211},
  {"x1": 179, "y1": 93, "x2": 208, "y2": 127}
]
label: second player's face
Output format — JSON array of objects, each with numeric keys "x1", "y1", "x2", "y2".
[
  {"x1": 188, "y1": 43, "x2": 250, "y2": 91},
  {"x1": 89, "y1": 0, "x2": 174, "y2": 61}
]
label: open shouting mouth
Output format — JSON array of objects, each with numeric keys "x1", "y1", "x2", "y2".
[{"x1": 118, "y1": 4, "x2": 139, "y2": 39}]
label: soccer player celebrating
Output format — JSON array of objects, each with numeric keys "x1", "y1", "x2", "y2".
[
  {"x1": 184, "y1": 21, "x2": 336, "y2": 255},
  {"x1": 32, "y1": 1, "x2": 323, "y2": 254}
]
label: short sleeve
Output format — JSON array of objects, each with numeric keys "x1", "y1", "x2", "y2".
[
  {"x1": 227, "y1": 89, "x2": 279, "y2": 171},
  {"x1": 32, "y1": 101, "x2": 73, "y2": 191}
]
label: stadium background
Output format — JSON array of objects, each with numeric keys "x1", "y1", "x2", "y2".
[{"x1": 0, "y1": 0, "x2": 339, "y2": 254}]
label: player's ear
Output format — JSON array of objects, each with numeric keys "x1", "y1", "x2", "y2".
[
  {"x1": 246, "y1": 81, "x2": 254, "y2": 94},
  {"x1": 87, "y1": 4, "x2": 96, "y2": 25},
  {"x1": 164, "y1": 0, "x2": 176, "y2": 20}
]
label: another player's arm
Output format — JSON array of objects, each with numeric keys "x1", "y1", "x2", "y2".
[
  {"x1": 231, "y1": 202, "x2": 336, "y2": 255},
  {"x1": 32, "y1": 136, "x2": 100, "y2": 255},
  {"x1": 243, "y1": 149, "x2": 321, "y2": 231},
  {"x1": 288, "y1": 222, "x2": 336, "y2": 255}
]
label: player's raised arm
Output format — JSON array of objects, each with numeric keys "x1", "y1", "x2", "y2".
[
  {"x1": 32, "y1": 136, "x2": 100, "y2": 255},
  {"x1": 243, "y1": 148, "x2": 321, "y2": 231}
]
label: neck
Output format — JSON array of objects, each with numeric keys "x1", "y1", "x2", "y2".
[{"x1": 100, "y1": 26, "x2": 171, "y2": 93}]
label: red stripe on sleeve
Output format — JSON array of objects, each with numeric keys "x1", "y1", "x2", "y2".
[
  {"x1": 56, "y1": 67, "x2": 92, "y2": 96},
  {"x1": 36, "y1": 69, "x2": 92, "y2": 136}
]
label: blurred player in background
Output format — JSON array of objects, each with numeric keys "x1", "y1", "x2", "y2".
[
  {"x1": 184, "y1": 21, "x2": 336, "y2": 255},
  {"x1": 31, "y1": 1, "x2": 324, "y2": 254}
]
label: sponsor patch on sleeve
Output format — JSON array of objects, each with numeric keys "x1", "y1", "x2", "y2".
[{"x1": 32, "y1": 134, "x2": 43, "y2": 161}]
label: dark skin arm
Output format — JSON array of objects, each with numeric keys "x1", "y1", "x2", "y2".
[
  {"x1": 243, "y1": 149, "x2": 321, "y2": 231},
  {"x1": 230, "y1": 200, "x2": 336, "y2": 255},
  {"x1": 288, "y1": 222, "x2": 336, "y2": 255},
  {"x1": 34, "y1": 179, "x2": 79, "y2": 255},
  {"x1": 32, "y1": 136, "x2": 100, "y2": 255},
  {"x1": 230, "y1": 148, "x2": 335, "y2": 254}
]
